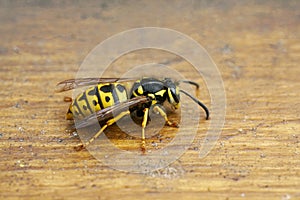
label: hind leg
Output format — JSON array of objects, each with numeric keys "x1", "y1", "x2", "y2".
[{"x1": 75, "y1": 110, "x2": 130, "y2": 151}]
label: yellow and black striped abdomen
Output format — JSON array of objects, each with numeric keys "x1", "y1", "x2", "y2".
[{"x1": 66, "y1": 83, "x2": 128, "y2": 120}]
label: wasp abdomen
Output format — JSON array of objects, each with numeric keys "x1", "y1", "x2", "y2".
[{"x1": 67, "y1": 83, "x2": 128, "y2": 120}]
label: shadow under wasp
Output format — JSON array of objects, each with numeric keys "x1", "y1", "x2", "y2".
[{"x1": 55, "y1": 77, "x2": 210, "y2": 152}]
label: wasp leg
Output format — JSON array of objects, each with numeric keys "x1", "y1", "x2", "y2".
[
  {"x1": 64, "y1": 96, "x2": 73, "y2": 102},
  {"x1": 153, "y1": 105, "x2": 179, "y2": 128},
  {"x1": 141, "y1": 108, "x2": 149, "y2": 152},
  {"x1": 75, "y1": 110, "x2": 130, "y2": 151}
]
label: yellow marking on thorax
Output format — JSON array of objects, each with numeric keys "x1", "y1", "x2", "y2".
[
  {"x1": 147, "y1": 93, "x2": 157, "y2": 105},
  {"x1": 155, "y1": 90, "x2": 166, "y2": 97},
  {"x1": 137, "y1": 86, "x2": 143, "y2": 95}
]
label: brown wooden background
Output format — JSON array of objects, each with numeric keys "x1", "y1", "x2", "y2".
[{"x1": 0, "y1": 1, "x2": 299, "y2": 199}]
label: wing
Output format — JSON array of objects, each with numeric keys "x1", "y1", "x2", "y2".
[
  {"x1": 55, "y1": 77, "x2": 136, "y2": 93},
  {"x1": 71, "y1": 96, "x2": 151, "y2": 129}
]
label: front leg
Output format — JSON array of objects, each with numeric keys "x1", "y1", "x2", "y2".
[{"x1": 153, "y1": 105, "x2": 179, "y2": 128}]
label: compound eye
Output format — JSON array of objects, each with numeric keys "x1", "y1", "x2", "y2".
[
  {"x1": 172, "y1": 92, "x2": 179, "y2": 103},
  {"x1": 172, "y1": 87, "x2": 180, "y2": 103},
  {"x1": 168, "y1": 88, "x2": 179, "y2": 103},
  {"x1": 167, "y1": 88, "x2": 175, "y2": 103}
]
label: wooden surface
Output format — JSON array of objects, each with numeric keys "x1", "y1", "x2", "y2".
[{"x1": 0, "y1": 1, "x2": 300, "y2": 199}]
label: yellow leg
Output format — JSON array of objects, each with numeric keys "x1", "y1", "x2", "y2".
[
  {"x1": 141, "y1": 108, "x2": 149, "y2": 152},
  {"x1": 75, "y1": 110, "x2": 130, "y2": 151},
  {"x1": 153, "y1": 105, "x2": 179, "y2": 127}
]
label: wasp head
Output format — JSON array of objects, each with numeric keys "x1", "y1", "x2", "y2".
[{"x1": 163, "y1": 78, "x2": 180, "y2": 109}]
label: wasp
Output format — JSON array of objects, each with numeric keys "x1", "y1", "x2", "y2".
[{"x1": 56, "y1": 77, "x2": 209, "y2": 151}]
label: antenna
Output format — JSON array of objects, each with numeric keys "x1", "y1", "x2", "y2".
[
  {"x1": 180, "y1": 89, "x2": 210, "y2": 120},
  {"x1": 179, "y1": 80, "x2": 199, "y2": 89}
]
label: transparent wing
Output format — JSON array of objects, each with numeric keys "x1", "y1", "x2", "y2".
[
  {"x1": 55, "y1": 77, "x2": 135, "y2": 93},
  {"x1": 72, "y1": 96, "x2": 150, "y2": 129}
]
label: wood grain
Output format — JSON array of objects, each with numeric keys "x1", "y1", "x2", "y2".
[{"x1": 0, "y1": 1, "x2": 299, "y2": 199}]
